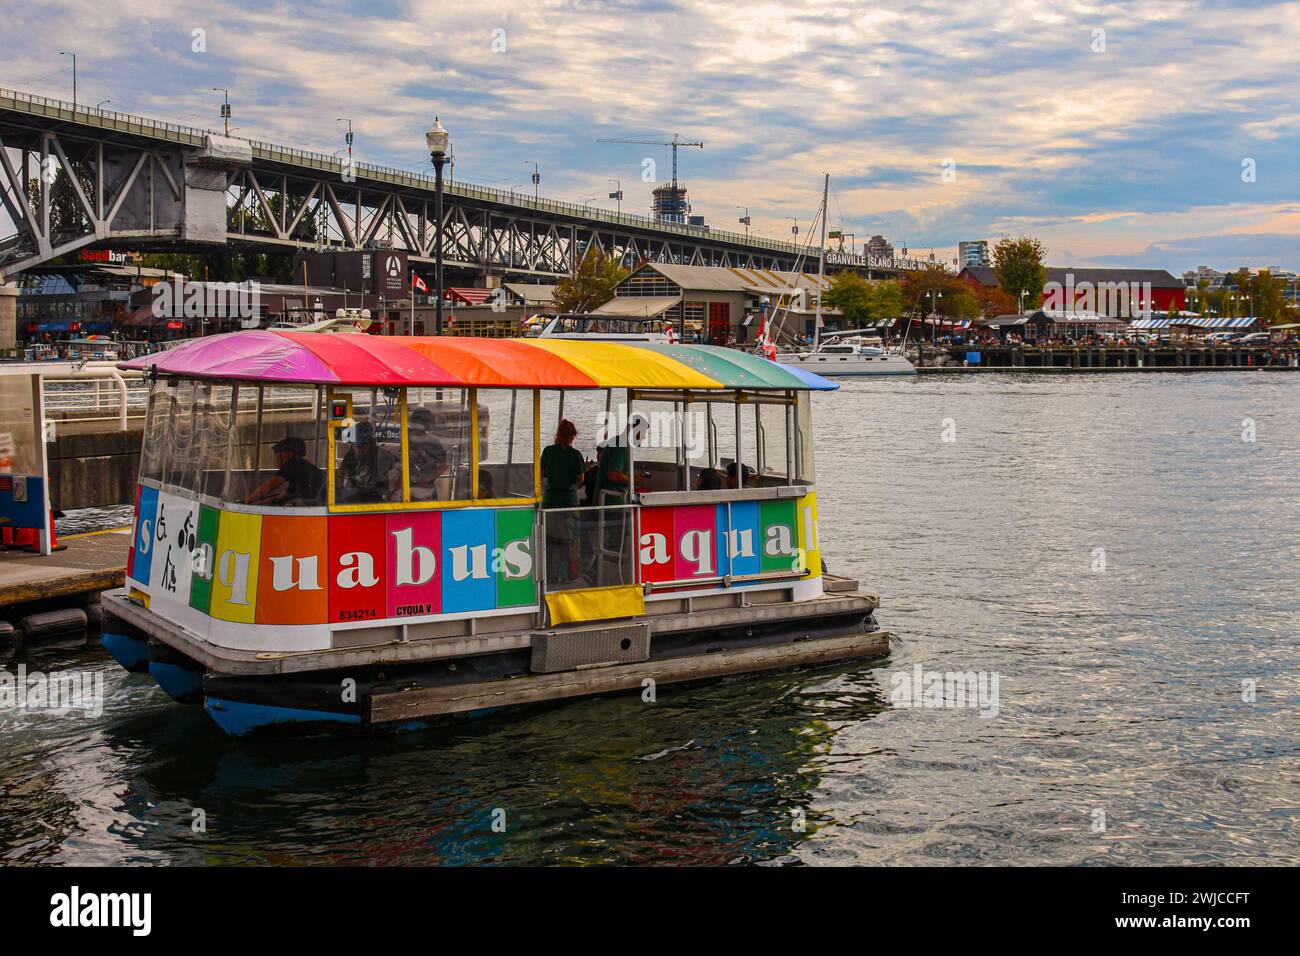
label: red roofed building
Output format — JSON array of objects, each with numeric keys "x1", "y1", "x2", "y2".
[{"x1": 960, "y1": 266, "x2": 1185, "y2": 317}]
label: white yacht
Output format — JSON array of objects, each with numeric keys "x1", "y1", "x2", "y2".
[
  {"x1": 761, "y1": 174, "x2": 916, "y2": 377},
  {"x1": 529, "y1": 313, "x2": 673, "y2": 343},
  {"x1": 778, "y1": 332, "x2": 917, "y2": 376}
]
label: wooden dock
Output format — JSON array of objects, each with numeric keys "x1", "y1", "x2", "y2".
[
  {"x1": 0, "y1": 527, "x2": 130, "y2": 610},
  {"x1": 919, "y1": 344, "x2": 1300, "y2": 373}
]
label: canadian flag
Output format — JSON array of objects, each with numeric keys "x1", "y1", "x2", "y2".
[
  {"x1": 666, "y1": 325, "x2": 678, "y2": 344},
  {"x1": 412, "y1": 273, "x2": 429, "y2": 293},
  {"x1": 758, "y1": 317, "x2": 777, "y2": 361}
]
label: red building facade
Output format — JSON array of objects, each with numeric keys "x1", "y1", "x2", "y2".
[{"x1": 960, "y1": 266, "x2": 1185, "y2": 317}]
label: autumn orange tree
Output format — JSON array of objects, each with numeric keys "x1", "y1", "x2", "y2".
[{"x1": 901, "y1": 265, "x2": 979, "y2": 319}]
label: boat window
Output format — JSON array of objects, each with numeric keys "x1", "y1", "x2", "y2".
[
  {"x1": 139, "y1": 378, "x2": 176, "y2": 484},
  {"x1": 162, "y1": 380, "x2": 199, "y2": 492},
  {"x1": 332, "y1": 387, "x2": 405, "y2": 506},
  {"x1": 223, "y1": 385, "x2": 327, "y2": 506},
  {"x1": 624, "y1": 397, "x2": 704, "y2": 493},
  {"x1": 193, "y1": 383, "x2": 234, "y2": 499},
  {"x1": 473, "y1": 388, "x2": 537, "y2": 500},
  {"x1": 793, "y1": 393, "x2": 816, "y2": 484},
  {"x1": 540, "y1": 389, "x2": 608, "y2": 505},
  {"x1": 756, "y1": 402, "x2": 790, "y2": 485},
  {"x1": 224, "y1": 385, "x2": 262, "y2": 503},
  {"x1": 403, "y1": 387, "x2": 473, "y2": 503}
]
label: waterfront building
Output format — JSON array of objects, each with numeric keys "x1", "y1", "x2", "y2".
[
  {"x1": 1182, "y1": 265, "x2": 1226, "y2": 290},
  {"x1": 603, "y1": 262, "x2": 832, "y2": 344},
  {"x1": 15, "y1": 264, "x2": 176, "y2": 343},
  {"x1": 651, "y1": 183, "x2": 691, "y2": 223},
  {"x1": 959, "y1": 240, "x2": 989, "y2": 268},
  {"x1": 866, "y1": 235, "x2": 895, "y2": 259},
  {"x1": 960, "y1": 266, "x2": 1185, "y2": 316}
]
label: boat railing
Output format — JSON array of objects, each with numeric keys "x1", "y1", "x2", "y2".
[
  {"x1": 41, "y1": 364, "x2": 149, "y2": 430},
  {"x1": 540, "y1": 503, "x2": 638, "y2": 593}
]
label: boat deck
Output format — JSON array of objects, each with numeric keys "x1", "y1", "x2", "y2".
[{"x1": 102, "y1": 580, "x2": 885, "y2": 677}]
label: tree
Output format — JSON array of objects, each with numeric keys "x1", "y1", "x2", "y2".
[
  {"x1": 823, "y1": 274, "x2": 906, "y2": 327},
  {"x1": 1252, "y1": 270, "x2": 1287, "y2": 325},
  {"x1": 823, "y1": 272, "x2": 872, "y2": 324},
  {"x1": 991, "y1": 236, "x2": 1047, "y2": 307},
  {"x1": 973, "y1": 283, "x2": 1017, "y2": 319},
  {"x1": 866, "y1": 279, "x2": 905, "y2": 320},
  {"x1": 551, "y1": 246, "x2": 628, "y2": 314},
  {"x1": 902, "y1": 265, "x2": 971, "y2": 314}
]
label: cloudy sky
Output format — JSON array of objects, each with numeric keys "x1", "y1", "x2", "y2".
[{"x1": 4, "y1": 0, "x2": 1298, "y2": 272}]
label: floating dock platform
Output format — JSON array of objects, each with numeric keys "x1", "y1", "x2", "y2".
[{"x1": 0, "y1": 528, "x2": 129, "y2": 610}]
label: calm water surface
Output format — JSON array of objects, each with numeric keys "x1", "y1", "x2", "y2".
[{"x1": 3, "y1": 372, "x2": 1298, "y2": 865}]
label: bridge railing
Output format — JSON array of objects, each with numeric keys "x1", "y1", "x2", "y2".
[
  {"x1": 2, "y1": 86, "x2": 800, "y2": 256},
  {"x1": 0, "y1": 87, "x2": 207, "y2": 145}
]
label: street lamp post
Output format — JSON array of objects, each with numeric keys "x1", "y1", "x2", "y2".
[
  {"x1": 736, "y1": 206, "x2": 750, "y2": 237},
  {"x1": 608, "y1": 179, "x2": 623, "y2": 215},
  {"x1": 927, "y1": 289, "x2": 943, "y2": 343},
  {"x1": 337, "y1": 118, "x2": 353, "y2": 159},
  {"x1": 427, "y1": 117, "x2": 450, "y2": 335},
  {"x1": 59, "y1": 51, "x2": 76, "y2": 111},
  {"x1": 211, "y1": 88, "x2": 230, "y2": 136},
  {"x1": 524, "y1": 161, "x2": 539, "y2": 200},
  {"x1": 786, "y1": 216, "x2": 799, "y2": 237},
  {"x1": 95, "y1": 99, "x2": 110, "y2": 110}
]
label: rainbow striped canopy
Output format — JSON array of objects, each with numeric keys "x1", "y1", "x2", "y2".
[{"x1": 120, "y1": 331, "x2": 838, "y2": 391}]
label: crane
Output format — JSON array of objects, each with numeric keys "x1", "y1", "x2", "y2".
[{"x1": 596, "y1": 133, "x2": 704, "y2": 193}]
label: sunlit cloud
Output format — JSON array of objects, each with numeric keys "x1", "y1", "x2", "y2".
[{"x1": 2, "y1": 0, "x2": 1297, "y2": 271}]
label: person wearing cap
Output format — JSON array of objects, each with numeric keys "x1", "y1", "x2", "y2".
[
  {"x1": 245, "y1": 436, "x2": 325, "y2": 505},
  {"x1": 407, "y1": 406, "x2": 448, "y2": 501},
  {"x1": 337, "y1": 420, "x2": 397, "y2": 503}
]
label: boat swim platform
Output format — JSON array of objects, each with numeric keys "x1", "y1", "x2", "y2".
[
  {"x1": 0, "y1": 527, "x2": 130, "y2": 610},
  {"x1": 369, "y1": 627, "x2": 889, "y2": 722},
  {"x1": 101, "y1": 576, "x2": 887, "y2": 680}
]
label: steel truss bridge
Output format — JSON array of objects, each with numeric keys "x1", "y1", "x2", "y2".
[{"x1": 0, "y1": 88, "x2": 936, "y2": 283}]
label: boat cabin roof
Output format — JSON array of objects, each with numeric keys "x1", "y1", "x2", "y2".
[{"x1": 119, "y1": 330, "x2": 837, "y2": 392}]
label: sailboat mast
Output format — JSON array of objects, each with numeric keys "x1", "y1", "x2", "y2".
[{"x1": 814, "y1": 172, "x2": 829, "y2": 350}]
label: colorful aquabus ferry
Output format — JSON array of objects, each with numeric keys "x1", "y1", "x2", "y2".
[{"x1": 101, "y1": 331, "x2": 889, "y2": 735}]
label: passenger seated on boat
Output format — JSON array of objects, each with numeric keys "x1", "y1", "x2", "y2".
[
  {"x1": 244, "y1": 436, "x2": 325, "y2": 506},
  {"x1": 725, "y1": 462, "x2": 756, "y2": 489},
  {"x1": 695, "y1": 466, "x2": 725, "y2": 491},
  {"x1": 337, "y1": 421, "x2": 397, "y2": 504},
  {"x1": 407, "y1": 407, "x2": 448, "y2": 501}
]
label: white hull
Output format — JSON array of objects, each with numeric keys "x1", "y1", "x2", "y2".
[
  {"x1": 778, "y1": 350, "x2": 916, "y2": 376},
  {"x1": 539, "y1": 331, "x2": 670, "y2": 342}
]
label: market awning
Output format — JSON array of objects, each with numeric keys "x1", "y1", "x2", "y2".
[
  {"x1": 120, "y1": 331, "x2": 838, "y2": 391},
  {"x1": 591, "y1": 295, "x2": 682, "y2": 317},
  {"x1": 447, "y1": 287, "x2": 494, "y2": 305},
  {"x1": 1193, "y1": 316, "x2": 1257, "y2": 329},
  {"x1": 1130, "y1": 316, "x2": 1256, "y2": 329}
]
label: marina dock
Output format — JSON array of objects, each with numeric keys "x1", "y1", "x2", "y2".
[
  {"x1": 0, "y1": 527, "x2": 129, "y2": 611},
  {"x1": 921, "y1": 344, "x2": 1298, "y2": 372}
]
